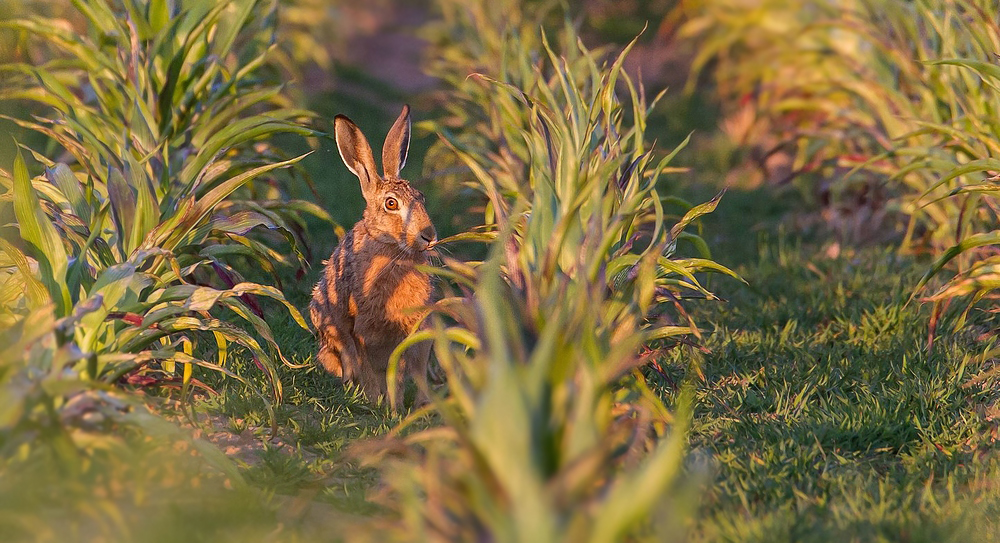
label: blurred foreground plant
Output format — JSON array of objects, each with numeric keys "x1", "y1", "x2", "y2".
[{"x1": 355, "y1": 11, "x2": 735, "y2": 540}]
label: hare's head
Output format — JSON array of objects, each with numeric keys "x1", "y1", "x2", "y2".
[{"x1": 335, "y1": 105, "x2": 436, "y2": 254}]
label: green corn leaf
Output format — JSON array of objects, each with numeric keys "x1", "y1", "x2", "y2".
[
  {"x1": 919, "y1": 158, "x2": 1000, "y2": 200},
  {"x1": 671, "y1": 257, "x2": 745, "y2": 282},
  {"x1": 263, "y1": 198, "x2": 336, "y2": 225},
  {"x1": 588, "y1": 393, "x2": 691, "y2": 543},
  {"x1": 124, "y1": 156, "x2": 159, "y2": 253},
  {"x1": 670, "y1": 189, "x2": 726, "y2": 241},
  {"x1": 387, "y1": 327, "x2": 480, "y2": 409},
  {"x1": 129, "y1": 98, "x2": 159, "y2": 157},
  {"x1": 69, "y1": 0, "x2": 122, "y2": 37},
  {"x1": 79, "y1": 262, "x2": 137, "y2": 352},
  {"x1": 181, "y1": 119, "x2": 313, "y2": 190},
  {"x1": 11, "y1": 146, "x2": 70, "y2": 315},
  {"x1": 0, "y1": 237, "x2": 48, "y2": 308},
  {"x1": 914, "y1": 230, "x2": 1000, "y2": 296},
  {"x1": 106, "y1": 167, "x2": 136, "y2": 257},
  {"x1": 211, "y1": 0, "x2": 258, "y2": 60},
  {"x1": 199, "y1": 246, "x2": 279, "y2": 284},
  {"x1": 157, "y1": 154, "x2": 308, "y2": 249},
  {"x1": 928, "y1": 58, "x2": 1000, "y2": 83},
  {"x1": 147, "y1": 0, "x2": 171, "y2": 33},
  {"x1": 45, "y1": 163, "x2": 90, "y2": 223},
  {"x1": 675, "y1": 231, "x2": 713, "y2": 260}
]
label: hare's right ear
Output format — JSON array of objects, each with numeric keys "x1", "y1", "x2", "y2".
[
  {"x1": 335, "y1": 114, "x2": 380, "y2": 201},
  {"x1": 382, "y1": 104, "x2": 411, "y2": 179}
]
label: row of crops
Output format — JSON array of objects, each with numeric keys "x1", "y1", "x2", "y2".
[{"x1": 1, "y1": 0, "x2": 999, "y2": 540}]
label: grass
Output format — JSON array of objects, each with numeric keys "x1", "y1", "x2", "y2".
[{"x1": 649, "y1": 187, "x2": 1000, "y2": 541}]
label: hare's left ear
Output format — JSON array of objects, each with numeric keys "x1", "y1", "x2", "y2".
[
  {"x1": 382, "y1": 104, "x2": 411, "y2": 179},
  {"x1": 334, "y1": 114, "x2": 380, "y2": 201}
]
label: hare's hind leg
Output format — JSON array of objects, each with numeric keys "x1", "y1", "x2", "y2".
[
  {"x1": 311, "y1": 312, "x2": 361, "y2": 382},
  {"x1": 323, "y1": 327, "x2": 362, "y2": 384},
  {"x1": 310, "y1": 300, "x2": 339, "y2": 377},
  {"x1": 315, "y1": 346, "x2": 343, "y2": 378},
  {"x1": 311, "y1": 317, "x2": 349, "y2": 378}
]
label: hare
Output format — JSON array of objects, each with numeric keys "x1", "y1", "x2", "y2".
[{"x1": 310, "y1": 105, "x2": 436, "y2": 408}]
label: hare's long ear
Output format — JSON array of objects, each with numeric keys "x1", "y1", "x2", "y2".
[
  {"x1": 382, "y1": 104, "x2": 411, "y2": 179},
  {"x1": 335, "y1": 114, "x2": 380, "y2": 201}
]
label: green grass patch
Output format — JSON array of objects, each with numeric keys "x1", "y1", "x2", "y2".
[{"x1": 651, "y1": 204, "x2": 1000, "y2": 540}]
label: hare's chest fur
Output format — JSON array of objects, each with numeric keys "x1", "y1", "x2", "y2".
[
  {"x1": 354, "y1": 256, "x2": 431, "y2": 337},
  {"x1": 342, "y1": 230, "x2": 432, "y2": 342}
]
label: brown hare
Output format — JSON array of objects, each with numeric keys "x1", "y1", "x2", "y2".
[{"x1": 310, "y1": 105, "x2": 436, "y2": 409}]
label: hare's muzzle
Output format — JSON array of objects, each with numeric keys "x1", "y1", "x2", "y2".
[{"x1": 418, "y1": 226, "x2": 437, "y2": 251}]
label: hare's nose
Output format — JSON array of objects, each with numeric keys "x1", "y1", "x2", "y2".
[{"x1": 419, "y1": 226, "x2": 437, "y2": 245}]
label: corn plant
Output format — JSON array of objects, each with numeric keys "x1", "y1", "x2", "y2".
[
  {"x1": 418, "y1": 0, "x2": 568, "y2": 202},
  {"x1": 272, "y1": 0, "x2": 372, "y2": 76},
  {"x1": 358, "y1": 12, "x2": 736, "y2": 539},
  {"x1": 678, "y1": 0, "x2": 1000, "y2": 318},
  {"x1": 676, "y1": 0, "x2": 1000, "y2": 251},
  {"x1": 0, "y1": 0, "x2": 324, "y2": 458},
  {"x1": 0, "y1": 0, "x2": 75, "y2": 63},
  {"x1": 911, "y1": 55, "x2": 1000, "y2": 328}
]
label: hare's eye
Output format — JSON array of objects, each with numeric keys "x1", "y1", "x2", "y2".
[{"x1": 384, "y1": 197, "x2": 399, "y2": 211}]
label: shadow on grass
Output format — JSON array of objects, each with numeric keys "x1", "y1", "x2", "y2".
[{"x1": 651, "y1": 225, "x2": 1000, "y2": 541}]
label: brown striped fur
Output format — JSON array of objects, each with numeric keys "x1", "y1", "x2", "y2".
[{"x1": 309, "y1": 105, "x2": 435, "y2": 408}]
